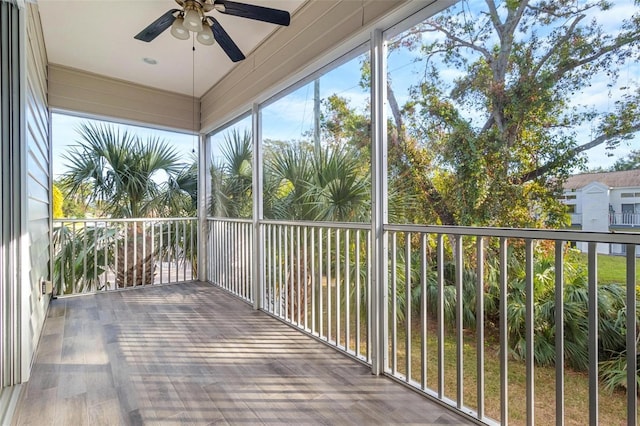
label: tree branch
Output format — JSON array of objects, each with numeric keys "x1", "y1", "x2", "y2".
[
  {"x1": 552, "y1": 31, "x2": 640, "y2": 81},
  {"x1": 516, "y1": 123, "x2": 640, "y2": 184},
  {"x1": 424, "y1": 21, "x2": 492, "y2": 60},
  {"x1": 485, "y1": 0, "x2": 503, "y2": 37},
  {"x1": 531, "y1": 13, "x2": 586, "y2": 78},
  {"x1": 387, "y1": 81, "x2": 404, "y2": 146}
]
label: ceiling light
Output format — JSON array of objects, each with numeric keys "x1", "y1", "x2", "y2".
[
  {"x1": 142, "y1": 57, "x2": 157, "y2": 65},
  {"x1": 183, "y1": 3, "x2": 203, "y2": 33},
  {"x1": 197, "y1": 21, "x2": 215, "y2": 46},
  {"x1": 171, "y1": 17, "x2": 190, "y2": 40}
]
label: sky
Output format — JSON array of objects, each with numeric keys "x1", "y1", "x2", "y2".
[
  {"x1": 52, "y1": 113, "x2": 197, "y2": 180},
  {"x1": 52, "y1": 0, "x2": 639, "y2": 177}
]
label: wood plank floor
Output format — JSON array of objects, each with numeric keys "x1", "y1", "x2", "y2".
[{"x1": 13, "y1": 282, "x2": 470, "y2": 425}]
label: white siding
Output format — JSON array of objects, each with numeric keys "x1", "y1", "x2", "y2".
[{"x1": 22, "y1": 2, "x2": 50, "y2": 379}]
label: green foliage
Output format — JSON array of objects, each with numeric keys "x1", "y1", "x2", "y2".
[
  {"x1": 610, "y1": 149, "x2": 640, "y2": 171},
  {"x1": 263, "y1": 143, "x2": 370, "y2": 222},
  {"x1": 52, "y1": 223, "x2": 116, "y2": 295},
  {"x1": 52, "y1": 184, "x2": 64, "y2": 219},
  {"x1": 395, "y1": 242, "x2": 638, "y2": 391},
  {"x1": 209, "y1": 128, "x2": 253, "y2": 218},
  {"x1": 383, "y1": 0, "x2": 640, "y2": 227},
  {"x1": 60, "y1": 122, "x2": 186, "y2": 218}
]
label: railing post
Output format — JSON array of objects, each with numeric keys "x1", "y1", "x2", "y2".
[
  {"x1": 252, "y1": 102, "x2": 263, "y2": 310},
  {"x1": 625, "y1": 244, "x2": 637, "y2": 426},
  {"x1": 370, "y1": 28, "x2": 388, "y2": 376}
]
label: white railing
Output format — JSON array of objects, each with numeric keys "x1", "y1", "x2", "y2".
[
  {"x1": 206, "y1": 218, "x2": 253, "y2": 303},
  {"x1": 53, "y1": 218, "x2": 197, "y2": 296},
  {"x1": 262, "y1": 220, "x2": 371, "y2": 363},
  {"x1": 610, "y1": 213, "x2": 640, "y2": 226},
  {"x1": 207, "y1": 218, "x2": 638, "y2": 425}
]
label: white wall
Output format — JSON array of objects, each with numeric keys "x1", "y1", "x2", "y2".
[{"x1": 21, "y1": 2, "x2": 51, "y2": 380}]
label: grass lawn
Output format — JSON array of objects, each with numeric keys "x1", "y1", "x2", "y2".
[
  {"x1": 576, "y1": 252, "x2": 640, "y2": 284},
  {"x1": 393, "y1": 323, "x2": 637, "y2": 425}
]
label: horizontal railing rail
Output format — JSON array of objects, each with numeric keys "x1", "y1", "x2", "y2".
[{"x1": 53, "y1": 217, "x2": 197, "y2": 296}]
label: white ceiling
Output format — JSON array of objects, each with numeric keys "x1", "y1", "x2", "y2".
[{"x1": 38, "y1": 0, "x2": 306, "y2": 97}]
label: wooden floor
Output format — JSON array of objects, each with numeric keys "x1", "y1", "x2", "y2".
[{"x1": 13, "y1": 282, "x2": 470, "y2": 425}]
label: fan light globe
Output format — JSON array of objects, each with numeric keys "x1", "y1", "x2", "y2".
[
  {"x1": 170, "y1": 17, "x2": 190, "y2": 40},
  {"x1": 197, "y1": 22, "x2": 215, "y2": 45},
  {"x1": 183, "y1": 8, "x2": 203, "y2": 32}
]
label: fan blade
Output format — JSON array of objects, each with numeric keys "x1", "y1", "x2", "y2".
[
  {"x1": 209, "y1": 17, "x2": 246, "y2": 62},
  {"x1": 216, "y1": 0, "x2": 290, "y2": 26},
  {"x1": 134, "y1": 9, "x2": 179, "y2": 42}
]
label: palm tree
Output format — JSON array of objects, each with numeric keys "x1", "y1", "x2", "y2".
[
  {"x1": 61, "y1": 122, "x2": 182, "y2": 218},
  {"x1": 209, "y1": 128, "x2": 253, "y2": 218},
  {"x1": 59, "y1": 122, "x2": 186, "y2": 287}
]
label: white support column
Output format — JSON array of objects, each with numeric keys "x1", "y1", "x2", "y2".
[
  {"x1": 370, "y1": 28, "x2": 388, "y2": 376},
  {"x1": 252, "y1": 103, "x2": 264, "y2": 310},
  {"x1": 197, "y1": 133, "x2": 209, "y2": 282}
]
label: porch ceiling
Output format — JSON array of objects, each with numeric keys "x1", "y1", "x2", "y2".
[{"x1": 37, "y1": 0, "x2": 305, "y2": 97}]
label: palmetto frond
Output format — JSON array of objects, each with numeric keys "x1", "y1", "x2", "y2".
[{"x1": 60, "y1": 122, "x2": 183, "y2": 218}]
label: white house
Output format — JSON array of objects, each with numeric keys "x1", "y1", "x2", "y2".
[{"x1": 562, "y1": 169, "x2": 640, "y2": 254}]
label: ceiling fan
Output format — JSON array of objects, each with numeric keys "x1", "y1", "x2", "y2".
[{"x1": 135, "y1": 0, "x2": 291, "y2": 63}]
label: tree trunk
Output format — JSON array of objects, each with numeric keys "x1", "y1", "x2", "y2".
[{"x1": 116, "y1": 225, "x2": 155, "y2": 287}]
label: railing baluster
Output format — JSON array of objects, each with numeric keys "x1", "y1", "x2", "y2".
[
  {"x1": 114, "y1": 223, "x2": 119, "y2": 289},
  {"x1": 319, "y1": 227, "x2": 324, "y2": 338},
  {"x1": 437, "y1": 233, "x2": 445, "y2": 399},
  {"x1": 588, "y1": 242, "x2": 598, "y2": 426},
  {"x1": 476, "y1": 236, "x2": 485, "y2": 420},
  {"x1": 626, "y1": 244, "x2": 637, "y2": 426},
  {"x1": 336, "y1": 228, "x2": 341, "y2": 348},
  {"x1": 366, "y1": 229, "x2": 371, "y2": 363},
  {"x1": 525, "y1": 238, "x2": 535, "y2": 426},
  {"x1": 405, "y1": 231, "x2": 411, "y2": 383},
  {"x1": 420, "y1": 232, "x2": 427, "y2": 391},
  {"x1": 123, "y1": 223, "x2": 129, "y2": 288},
  {"x1": 455, "y1": 235, "x2": 464, "y2": 409},
  {"x1": 500, "y1": 237, "x2": 509, "y2": 426},
  {"x1": 284, "y1": 225, "x2": 289, "y2": 320},
  {"x1": 356, "y1": 230, "x2": 361, "y2": 358},
  {"x1": 391, "y1": 231, "x2": 397, "y2": 374},
  {"x1": 174, "y1": 221, "x2": 179, "y2": 283},
  {"x1": 272, "y1": 224, "x2": 277, "y2": 312},
  {"x1": 142, "y1": 221, "x2": 147, "y2": 286},
  {"x1": 555, "y1": 241, "x2": 565, "y2": 426},
  {"x1": 72, "y1": 221, "x2": 76, "y2": 293},
  {"x1": 345, "y1": 229, "x2": 351, "y2": 353},
  {"x1": 327, "y1": 228, "x2": 332, "y2": 343},
  {"x1": 59, "y1": 222, "x2": 65, "y2": 294},
  {"x1": 190, "y1": 219, "x2": 194, "y2": 282},
  {"x1": 278, "y1": 224, "x2": 283, "y2": 317},
  {"x1": 82, "y1": 221, "x2": 87, "y2": 293},
  {"x1": 133, "y1": 221, "x2": 138, "y2": 287},
  {"x1": 311, "y1": 227, "x2": 316, "y2": 335},
  {"x1": 297, "y1": 226, "x2": 301, "y2": 326},
  {"x1": 303, "y1": 226, "x2": 308, "y2": 330},
  {"x1": 166, "y1": 221, "x2": 171, "y2": 285},
  {"x1": 182, "y1": 220, "x2": 187, "y2": 282}
]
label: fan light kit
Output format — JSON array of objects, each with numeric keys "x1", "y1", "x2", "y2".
[{"x1": 135, "y1": 0, "x2": 291, "y2": 62}]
